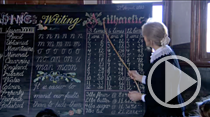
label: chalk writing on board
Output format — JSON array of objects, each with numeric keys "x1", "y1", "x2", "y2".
[
  {"x1": 83, "y1": 13, "x2": 103, "y2": 28},
  {"x1": 42, "y1": 14, "x2": 82, "y2": 30},
  {"x1": 0, "y1": 27, "x2": 34, "y2": 110},
  {"x1": 126, "y1": 34, "x2": 131, "y2": 90},
  {"x1": 0, "y1": 12, "x2": 37, "y2": 25},
  {"x1": 103, "y1": 15, "x2": 145, "y2": 25},
  {"x1": 86, "y1": 32, "x2": 105, "y2": 90},
  {"x1": 97, "y1": 38, "x2": 105, "y2": 89},
  {"x1": 86, "y1": 34, "x2": 92, "y2": 89},
  {"x1": 31, "y1": 32, "x2": 84, "y2": 115},
  {"x1": 125, "y1": 27, "x2": 145, "y2": 90},
  {"x1": 5, "y1": 27, "x2": 34, "y2": 34},
  {"x1": 106, "y1": 28, "x2": 125, "y2": 90},
  {"x1": 85, "y1": 91, "x2": 142, "y2": 114},
  {"x1": 116, "y1": 5, "x2": 145, "y2": 11},
  {"x1": 33, "y1": 83, "x2": 77, "y2": 91},
  {"x1": 33, "y1": 71, "x2": 80, "y2": 83},
  {"x1": 83, "y1": 13, "x2": 145, "y2": 28},
  {"x1": 33, "y1": 91, "x2": 79, "y2": 99},
  {"x1": 33, "y1": 83, "x2": 76, "y2": 90},
  {"x1": 107, "y1": 39, "x2": 112, "y2": 90}
]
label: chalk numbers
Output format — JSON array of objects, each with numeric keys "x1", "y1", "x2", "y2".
[{"x1": 86, "y1": 33, "x2": 105, "y2": 90}]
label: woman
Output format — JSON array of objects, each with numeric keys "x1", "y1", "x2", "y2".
[{"x1": 128, "y1": 22, "x2": 185, "y2": 117}]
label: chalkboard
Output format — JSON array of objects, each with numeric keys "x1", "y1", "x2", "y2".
[{"x1": 0, "y1": 4, "x2": 152, "y2": 117}]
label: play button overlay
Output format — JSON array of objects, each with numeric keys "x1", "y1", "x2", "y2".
[
  {"x1": 165, "y1": 61, "x2": 197, "y2": 103},
  {"x1": 147, "y1": 55, "x2": 201, "y2": 108}
]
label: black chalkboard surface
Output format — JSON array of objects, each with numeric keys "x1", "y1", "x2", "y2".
[{"x1": 0, "y1": 3, "x2": 152, "y2": 117}]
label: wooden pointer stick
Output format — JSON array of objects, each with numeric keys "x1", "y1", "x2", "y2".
[{"x1": 103, "y1": 22, "x2": 141, "y2": 93}]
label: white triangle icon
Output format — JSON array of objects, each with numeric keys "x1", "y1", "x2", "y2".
[{"x1": 165, "y1": 61, "x2": 197, "y2": 103}]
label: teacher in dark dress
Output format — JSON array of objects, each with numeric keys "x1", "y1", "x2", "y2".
[{"x1": 128, "y1": 22, "x2": 185, "y2": 117}]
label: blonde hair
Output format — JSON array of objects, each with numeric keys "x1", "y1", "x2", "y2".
[{"x1": 142, "y1": 21, "x2": 170, "y2": 46}]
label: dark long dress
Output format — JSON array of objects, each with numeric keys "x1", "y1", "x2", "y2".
[{"x1": 143, "y1": 51, "x2": 185, "y2": 117}]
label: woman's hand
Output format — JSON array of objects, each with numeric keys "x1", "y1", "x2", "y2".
[
  {"x1": 128, "y1": 70, "x2": 142, "y2": 82},
  {"x1": 128, "y1": 91, "x2": 142, "y2": 102}
]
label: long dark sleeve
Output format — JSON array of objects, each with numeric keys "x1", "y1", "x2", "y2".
[
  {"x1": 144, "y1": 61, "x2": 165, "y2": 107},
  {"x1": 143, "y1": 57, "x2": 185, "y2": 116}
]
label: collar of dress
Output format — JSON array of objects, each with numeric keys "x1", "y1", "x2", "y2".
[{"x1": 150, "y1": 45, "x2": 173, "y2": 63}]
